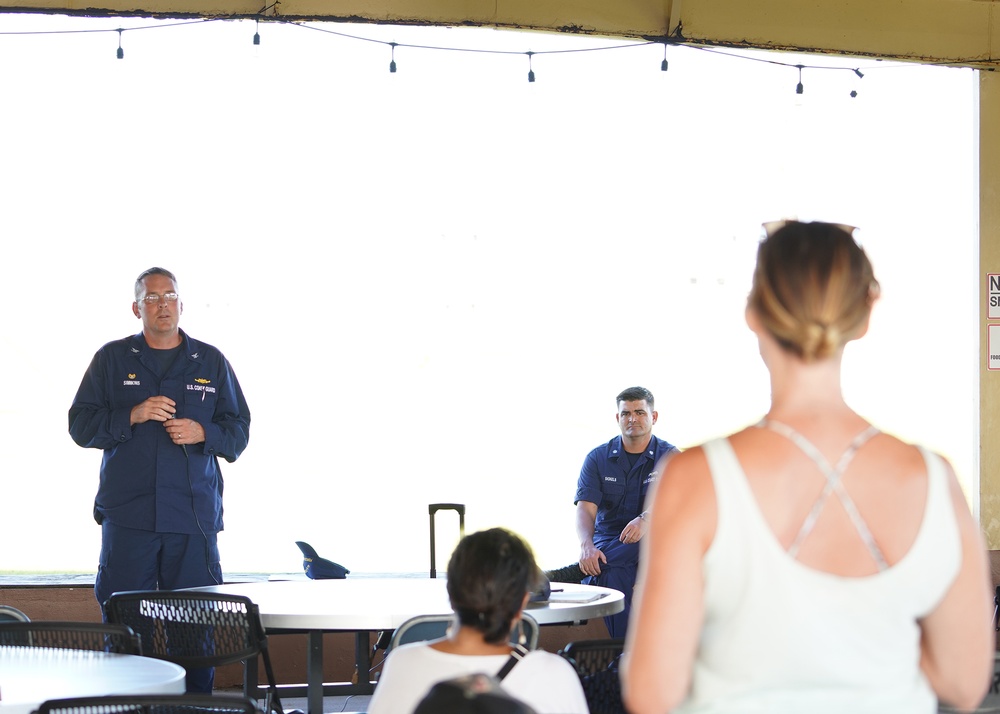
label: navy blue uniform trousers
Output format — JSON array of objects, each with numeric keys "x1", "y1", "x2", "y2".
[
  {"x1": 583, "y1": 537, "x2": 640, "y2": 638},
  {"x1": 97, "y1": 522, "x2": 222, "y2": 693}
]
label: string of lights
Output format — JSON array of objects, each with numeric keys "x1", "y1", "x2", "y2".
[
  {"x1": 254, "y1": 17, "x2": 871, "y2": 89},
  {"x1": 0, "y1": 12, "x2": 989, "y2": 91}
]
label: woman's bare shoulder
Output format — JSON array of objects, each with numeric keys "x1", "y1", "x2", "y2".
[
  {"x1": 658, "y1": 442, "x2": 710, "y2": 487},
  {"x1": 653, "y1": 442, "x2": 717, "y2": 532},
  {"x1": 864, "y1": 431, "x2": 935, "y2": 485},
  {"x1": 659, "y1": 428, "x2": 761, "y2": 485}
]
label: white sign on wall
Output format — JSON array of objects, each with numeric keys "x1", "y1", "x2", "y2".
[
  {"x1": 989, "y1": 274, "x2": 1000, "y2": 320},
  {"x1": 990, "y1": 324, "x2": 1000, "y2": 371}
]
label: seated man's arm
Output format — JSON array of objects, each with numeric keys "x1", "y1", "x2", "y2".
[
  {"x1": 576, "y1": 500, "x2": 605, "y2": 576},
  {"x1": 618, "y1": 512, "x2": 647, "y2": 545}
]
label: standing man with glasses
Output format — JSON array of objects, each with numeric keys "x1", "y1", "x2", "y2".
[
  {"x1": 69, "y1": 267, "x2": 250, "y2": 693},
  {"x1": 574, "y1": 386, "x2": 678, "y2": 638}
]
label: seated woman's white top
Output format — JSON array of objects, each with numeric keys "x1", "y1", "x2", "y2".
[
  {"x1": 676, "y1": 438, "x2": 961, "y2": 714},
  {"x1": 366, "y1": 642, "x2": 589, "y2": 714}
]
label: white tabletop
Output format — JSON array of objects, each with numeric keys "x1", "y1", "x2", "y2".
[
  {"x1": 0, "y1": 646, "x2": 186, "y2": 714},
  {"x1": 189, "y1": 578, "x2": 623, "y2": 631}
]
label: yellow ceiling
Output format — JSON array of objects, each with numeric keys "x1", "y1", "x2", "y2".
[{"x1": 2, "y1": 0, "x2": 997, "y2": 68}]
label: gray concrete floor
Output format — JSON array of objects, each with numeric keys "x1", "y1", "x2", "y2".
[{"x1": 282, "y1": 694, "x2": 371, "y2": 714}]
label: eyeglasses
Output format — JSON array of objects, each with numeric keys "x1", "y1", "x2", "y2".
[{"x1": 140, "y1": 292, "x2": 179, "y2": 305}]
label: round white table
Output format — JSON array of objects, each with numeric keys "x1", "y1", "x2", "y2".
[
  {"x1": 191, "y1": 577, "x2": 623, "y2": 630},
  {"x1": 0, "y1": 646, "x2": 186, "y2": 714},
  {"x1": 189, "y1": 578, "x2": 623, "y2": 713}
]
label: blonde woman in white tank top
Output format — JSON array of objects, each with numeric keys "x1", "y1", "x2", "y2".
[{"x1": 622, "y1": 221, "x2": 993, "y2": 714}]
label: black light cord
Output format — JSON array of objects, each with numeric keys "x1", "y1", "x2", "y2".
[{"x1": 182, "y1": 437, "x2": 223, "y2": 586}]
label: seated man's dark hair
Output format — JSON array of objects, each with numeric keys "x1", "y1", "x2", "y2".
[{"x1": 616, "y1": 386, "x2": 654, "y2": 409}]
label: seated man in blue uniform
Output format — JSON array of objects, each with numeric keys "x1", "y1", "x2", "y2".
[
  {"x1": 69, "y1": 267, "x2": 251, "y2": 694},
  {"x1": 575, "y1": 386, "x2": 677, "y2": 638}
]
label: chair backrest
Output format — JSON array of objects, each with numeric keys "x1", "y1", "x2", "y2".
[
  {"x1": 389, "y1": 614, "x2": 452, "y2": 649},
  {"x1": 104, "y1": 590, "x2": 265, "y2": 668},
  {"x1": 0, "y1": 621, "x2": 141, "y2": 654},
  {"x1": 389, "y1": 613, "x2": 539, "y2": 651},
  {"x1": 104, "y1": 590, "x2": 286, "y2": 714},
  {"x1": 35, "y1": 694, "x2": 260, "y2": 714},
  {"x1": 0, "y1": 605, "x2": 30, "y2": 622},
  {"x1": 558, "y1": 638, "x2": 626, "y2": 714}
]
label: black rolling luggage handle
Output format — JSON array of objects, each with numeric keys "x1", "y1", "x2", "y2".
[{"x1": 428, "y1": 503, "x2": 466, "y2": 578}]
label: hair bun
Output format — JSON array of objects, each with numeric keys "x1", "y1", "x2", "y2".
[
  {"x1": 748, "y1": 221, "x2": 877, "y2": 362},
  {"x1": 801, "y1": 322, "x2": 841, "y2": 361}
]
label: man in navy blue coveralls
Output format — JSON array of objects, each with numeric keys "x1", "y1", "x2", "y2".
[
  {"x1": 69, "y1": 267, "x2": 250, "y2": 693},
  {"x1": 574, "y1": 386, "x2": 677, "y2": 638}
]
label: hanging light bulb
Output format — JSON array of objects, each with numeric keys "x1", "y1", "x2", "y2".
[
  {"x1": 661, "y1": 42, "x2": 668, "y2": 72},
  {"x1": 253, "y1": 19, "x2": 260, "y2": 46},
  {"x1": 795, "y1": 65, "x2": 804, "y2": 95},
  {"x1": 389, "y1": 42, "x2": 397, "y2": 73},
  {"x1": 526, "y1": 51, "x2": 535, "y2": 83},
  {"x1": 116, "y1": 28, "x2": 124, "y2": 59}
]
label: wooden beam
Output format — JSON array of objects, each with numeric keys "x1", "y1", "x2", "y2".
[
  {"x1": 981, "y1": 69, "x2": 1000, "y2": 546},
  {"x1": 0, "y1": 0, "x2": 995, "y2": 68},
  {"x1": 678, "y1": 0, "x2": 1000, "y2": 68}
]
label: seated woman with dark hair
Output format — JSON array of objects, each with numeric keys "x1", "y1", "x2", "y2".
[{"x1": 367, "y1": 528, "x2": 588, "y2": 714}]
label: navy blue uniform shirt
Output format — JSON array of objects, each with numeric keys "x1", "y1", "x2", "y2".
[
  {"x1": 69, "y1": 329, "x2": 250, "y2": 535},
  {"x1": 574, "y1": 434, "x2": 677, "y2": 539}
]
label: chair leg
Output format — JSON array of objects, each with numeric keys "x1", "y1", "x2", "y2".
[
  {"x1": 259, "y1": 647, "x2": 285, "y2": 714},
  {"x1": 244, "y1": 655, "x2": 260, "y2": 704}
]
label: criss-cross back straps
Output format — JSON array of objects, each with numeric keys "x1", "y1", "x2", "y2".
[{"x1": 757, "y1": 419, "x2": 887, "y2": 571}]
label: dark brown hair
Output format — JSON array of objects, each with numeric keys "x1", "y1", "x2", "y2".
[
  {"x1": 447, "y1": 528, "x2": 536, "y2": 645},
  {"x1": 616, "y1": 386, "x2": 654, "y2": 410}
]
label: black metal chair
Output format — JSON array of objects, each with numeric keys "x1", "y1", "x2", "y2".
[
  {"x1": 34, "y1": 694, "x2": 261, "y2": 714},
  {"x1": 0, "y1": 621, "x2": 141, "y2": 654},
  {"x1": 0, "y1": 604, "x2": 30, "y2": 622},
  {"x1": 103, "y1": 591, "x2": 286, "y2": 714},
  {"x1": 993, "y1": 585, "x2": 999, "y2": 632},
  {"x1": 558, "y1": 638, "x2": 626, "y2": 714}
]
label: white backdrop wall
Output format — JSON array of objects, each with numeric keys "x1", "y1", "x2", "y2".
[{"x1": 0, "y1": 16, "x2": 977, "y2": 575}]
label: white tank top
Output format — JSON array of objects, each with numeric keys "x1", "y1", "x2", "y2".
[{"x1": 675, "y1": 437, "x2": 961, "y2": 714}]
